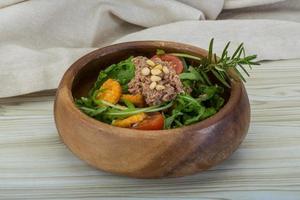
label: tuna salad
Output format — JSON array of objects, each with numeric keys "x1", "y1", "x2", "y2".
[
  {"x1": 75, "y1": 39, "x2": 259, "y2": 130},
  {"x1": 128, "y1": 56, "x2": 184, "y2": 106}
]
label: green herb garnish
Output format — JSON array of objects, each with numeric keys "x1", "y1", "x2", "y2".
[{"x1": 171, "y1": 38, "x2": 260, "y2": 87}]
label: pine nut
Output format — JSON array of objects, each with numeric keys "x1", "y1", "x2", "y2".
[
  {"x1": 141, "y1": 67, "x2": 150, "y2": 76},
  {"x1": 156, "y1": 84, "x2": 165, "y2": 90},
  {"x1": 146, "y1": 59, "x2": 155, "y2": 67},
  {"x1": 149, "y1": 82, "x2": 157, "y2": 90},
  {"x1": 154, "y1": 64, "x2": 163, "y2": 70},
  {"x1": 151, "y1": 68, "x2": 162, "y2": 75},
  {"x1": 162, "y1": 66, "x2": 169, "y2": 74},
  {"x1": 150, "y1": 75, "x2": 161, "y2": 82}
]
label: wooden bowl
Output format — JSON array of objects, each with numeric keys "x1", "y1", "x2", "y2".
[{"x1": 54, "y1": 41, "x2": 250, "y2": 178}]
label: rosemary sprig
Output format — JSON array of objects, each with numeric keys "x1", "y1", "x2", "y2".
[
  {"x1": 201, "y1": 38, "x2": 260, "y2": 87},
  {"x1": 172, "y1": 39, "x2": 260, "y2": 87}
]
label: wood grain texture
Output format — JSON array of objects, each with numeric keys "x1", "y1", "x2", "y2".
[
  {"x1": 1, "y1": 58, "x2": 300, "y2": 199},
  {"x1": 54, "y1": 41, "x2": 250, "y2": 178}
]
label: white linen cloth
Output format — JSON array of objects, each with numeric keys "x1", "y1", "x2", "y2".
[
  {"x1": 220, "y1": 0, "x2": 300, "y2": 22},
  {"x1": 0, "y1": 0, "x2": 299, "y2": 97}
]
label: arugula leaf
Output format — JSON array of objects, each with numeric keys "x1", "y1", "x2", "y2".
[
  {"x1": 164, "y1": 94, "x2": 205, "y2": 129},
  {"x1": 180, "y1": 57, "x2": 189, "y2": 72},
  {"x1": 109, "y1": 58, "x2": 135, "y2": 86},
  {"x1": 156, "y1": 49, "x2": 165, "y2": 55},
  {"x1": 182, "y1": 79, "x2": 193, "y2": 88},
  {"x1": 179, "y1": 73, "x2": 198, "y2": 81},
  {"x1": 195, "y1": 85, "x2": 221, "y2": 101},
  {"x1": 200, "y1": 107, "x2": 217, "y2": 120},
  {"x1": 180, "y1": 66, "x2": 213, "y2": 87},
  {"x1": 104, "y1": 101, "x2": 174, "y2": 119},
  {"x1": 164, "y1": 110, "x2": 183, "y2": 129},
  {"x1": 122, "y1": 99, "x2": 135, "y2": 109},
  {"x1": 89, "y1": 56, "x2": 135, "y2": 96},
  {"x1": 121, "y1": 85, "x2": 129, "y2": 93},
  {"x1": 210, "y1": 94, "x2": 225, "y2": 110},
  {"x1": 179, "y1": 66, "x2": 204, "y2": 84},
  {"x1": 164, "y1": 84, "x2": 225, "y2": 129},
  {"x1": 75, "y1": 97, "x2": 94, "y2": 108},
  {"x1": 79, "y1": 106, "x2": 107, "y2": 117},
  {"x1": 75, "y1": 97, "x2": 107, "y2": 117}
]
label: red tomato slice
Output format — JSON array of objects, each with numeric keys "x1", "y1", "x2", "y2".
[
  {"x1": 151, "y1": 54, "x2": 184, "y2": 74},
  {"x1": 134, "y1": 112, "x2": 164, "y2": 130}
]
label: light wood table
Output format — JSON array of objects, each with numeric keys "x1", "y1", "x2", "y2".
[{"x1": 1, "y1": 59, "x2": 300, "y2": 199}]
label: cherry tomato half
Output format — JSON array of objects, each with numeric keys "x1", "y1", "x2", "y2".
[
  {"x1": 134, "y1": 112, "x2": 164, "y2": 130},
  {"x1": 151, "y1": 54, "x2": 183, "y2": 74}
]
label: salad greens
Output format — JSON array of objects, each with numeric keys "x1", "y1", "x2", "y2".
[
  {"x1": 163, "y1": 85, "x2": 224, "y2": 129},
  {"x1": 88, "y1": 56, "x2": 135, "y2": 97},
  {"x1": 75, "y1": 39, "x2": 259, "y2": 130}
]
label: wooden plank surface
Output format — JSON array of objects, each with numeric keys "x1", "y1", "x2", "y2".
[{"x1": 0, "y1": 59, "x2": 300, "y2": 199}]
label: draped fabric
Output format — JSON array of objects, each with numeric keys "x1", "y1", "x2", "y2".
[{"x1": 0, "y1": 0, "x2": 299, "y2": 97}]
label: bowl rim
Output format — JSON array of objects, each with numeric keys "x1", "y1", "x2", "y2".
[{"x1": 55, "y1": 40, "x2": 242, "y2": 137}]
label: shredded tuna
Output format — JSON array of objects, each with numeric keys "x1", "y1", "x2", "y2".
[{"x1": 128, "y1": 56, "x2": 184, "y2": 105}]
